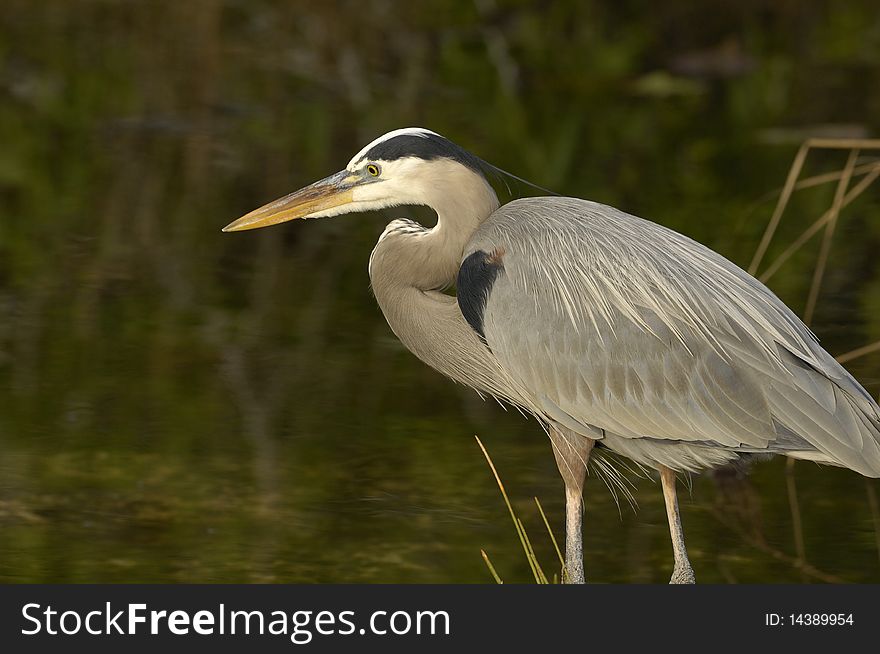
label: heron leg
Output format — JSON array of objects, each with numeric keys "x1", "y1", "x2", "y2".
[
  {"x1": 659, "y1": 465, "x2": 696, "y2": 584},
  {"x1": 548, "y1": 426, "x2": 595, "y2": 584}
]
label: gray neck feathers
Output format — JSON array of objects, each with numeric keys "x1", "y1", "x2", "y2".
[{"x1": 367, "y1": 175, "x2": 526, "y2": 404}]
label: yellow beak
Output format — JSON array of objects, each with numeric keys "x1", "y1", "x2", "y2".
[{"x1": 222, "y1": 170, "x2": 359, "y2": 232}]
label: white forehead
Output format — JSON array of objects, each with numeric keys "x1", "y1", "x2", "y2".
[{"x1": 346, "y1": 127, "x2": 441, "y2": 169}]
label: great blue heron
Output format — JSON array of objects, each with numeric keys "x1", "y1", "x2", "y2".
[{"x1": 224, "y1": 127, "x2": 880, "y2": 584}]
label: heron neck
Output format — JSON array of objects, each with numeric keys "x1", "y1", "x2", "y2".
[
  {"x1": 369, "y1": 270, "x2": 521, "y2": 403},
  {"x1": 367, "y1": 186, "x2": 524, "y2": 403},
  {"x1": 410, "y1": 176, "x2": 501, "y2": 289}
]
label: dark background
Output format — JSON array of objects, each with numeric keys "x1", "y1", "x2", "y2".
[{"x1": 1, "y1": 0, "x2": 879, "y2": 583}]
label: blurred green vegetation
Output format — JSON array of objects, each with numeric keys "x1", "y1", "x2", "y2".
[{"x1": 1, "y1": 0, "x2": 880, "y2": 583}]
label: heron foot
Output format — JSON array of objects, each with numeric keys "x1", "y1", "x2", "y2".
[{"x1": 669, "y1": 564, "x2": 696, "y2": 584}]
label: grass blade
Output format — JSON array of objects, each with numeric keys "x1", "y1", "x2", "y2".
[
  {"x1": 481, "y1": 549, "x2": 504, "y2": 584},
  {"x1": 476, "y1": 435, "x2": 545, "y2": 583},
  {"x1": 535, "y1": 497, "x2": 566, "y2": 581}
]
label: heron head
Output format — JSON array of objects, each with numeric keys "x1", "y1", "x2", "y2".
[{"x1": 222, "y1": 128, "x2": 498, "y2": 232}]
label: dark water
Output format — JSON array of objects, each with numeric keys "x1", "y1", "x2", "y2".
[{"x1": 2, "y1": 2, "x2": 880, "y2": 583}]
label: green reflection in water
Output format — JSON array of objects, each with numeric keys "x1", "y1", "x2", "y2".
[{"x1": 1, "y1": 1, "x2": 880, "y2": 583}]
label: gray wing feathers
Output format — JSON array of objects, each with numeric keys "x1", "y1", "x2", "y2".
[{"x1": 467, "y1": 197, "x2": 880, "y2": 476}]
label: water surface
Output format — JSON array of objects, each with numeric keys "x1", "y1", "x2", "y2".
[{"x1": 2, "y1": 1, "x2": 880, "y2": 583}]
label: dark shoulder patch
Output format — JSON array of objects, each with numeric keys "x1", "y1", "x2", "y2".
[{"x1": 457, "y1": 248, "x2": 505, "y2": 341}]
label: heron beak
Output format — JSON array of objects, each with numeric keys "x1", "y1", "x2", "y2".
[{"x1": 222, "y1": 170, "x2": 360, "y2": 232}]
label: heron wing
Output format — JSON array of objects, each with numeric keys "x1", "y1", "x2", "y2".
[{"x1": 461, "y1": 197, "x2": 880, "y2": 475}]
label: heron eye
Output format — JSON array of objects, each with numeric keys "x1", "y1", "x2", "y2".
[{"x1": 366, "y1": 164, "x2": 381, "y2": 177}]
